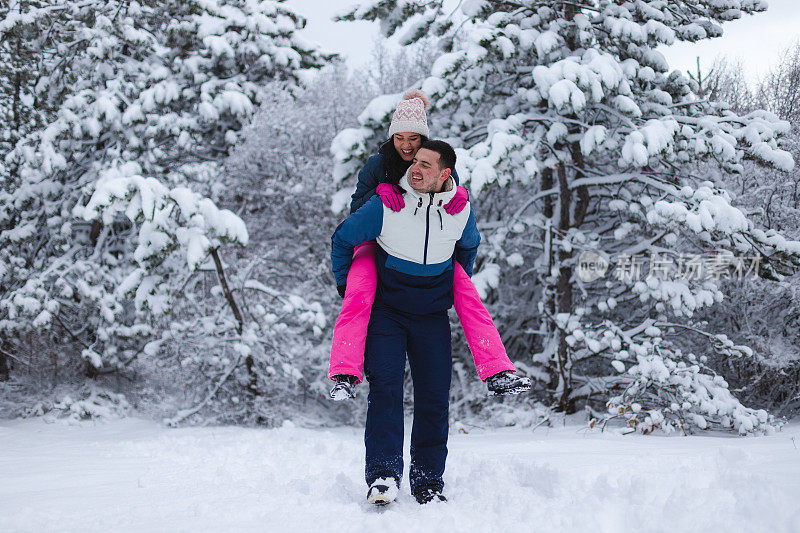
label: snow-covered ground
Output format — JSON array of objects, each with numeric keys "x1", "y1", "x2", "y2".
[{"x1": 1, "y1": 418, "x2": 799, "y2": 533}]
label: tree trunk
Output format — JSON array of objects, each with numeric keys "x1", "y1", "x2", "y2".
[
  {"x1": 210, "y1": 247, "x2": 258, "y2": 397},
  {"x1": 0, "y1": 340, "x2": 10, "y2": 381},
  {"x1": 555, "y1": 163, "x2": 575, "y2": 413},
  {"x1": 245, "y1": 354, "x2": 258, "y2": 396},
  {"x1": 210, "y1": 247, "x2": 244, "y2": 335},
  {"x1": 548, "y1": 1, "x2": 588, "y2": 414}
]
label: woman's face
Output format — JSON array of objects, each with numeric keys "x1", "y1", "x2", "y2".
[{"x1": 393, "y1": 132, "x2": 423, "y2": 162}]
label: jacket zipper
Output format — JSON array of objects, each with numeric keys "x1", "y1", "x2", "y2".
[{"x1": 423, "y1": 193, "x2": 434, "y2": 264}]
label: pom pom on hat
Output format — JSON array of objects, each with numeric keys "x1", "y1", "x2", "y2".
[
  {"x1": 402, "y1": 89, "x2": 429, "y2": 109},
  {"x1": 388, "y1": 89, "x2": 430, "y2": 138}
]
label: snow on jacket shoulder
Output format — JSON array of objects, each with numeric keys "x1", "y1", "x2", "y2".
[{"x1": 332, "y1": 173, "x2": 480, "y2": 314}]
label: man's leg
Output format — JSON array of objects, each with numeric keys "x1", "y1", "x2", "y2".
[
  {"x1": 364, "y1": 304, "x2": 407, "y2": 489},
  {"x1": 406, "y1": 310, "x2": 452, "y2": 495}
]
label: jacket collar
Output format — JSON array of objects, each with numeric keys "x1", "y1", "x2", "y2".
[{"x1": 402, "y1": 170, "x2": 457, "y2": 204}]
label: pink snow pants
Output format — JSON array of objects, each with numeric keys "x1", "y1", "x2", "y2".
[{"x1": 328, "y1": 241, "x2": 516, "y2": 384}]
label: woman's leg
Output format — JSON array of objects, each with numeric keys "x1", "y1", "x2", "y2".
[
  {"x1": 452, "y1": 261, "x2": 516, "y2": 381},
  {"x1": 328, "y1": 241, "x2": 377, "y2": 384}
]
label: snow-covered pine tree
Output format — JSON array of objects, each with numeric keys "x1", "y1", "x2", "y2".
[
  {"x1": 0, "y1": 0, "x2": 329, "y2": 392},
  {"x1": 334, "y1": 0, "x2": 800, "y2": 434},
  {"x1": 693, "y1": 47, "x2": 800, "y2": 418},
  {"x1": 0, "y1": 1, "x2": 48, "y2": 162}
]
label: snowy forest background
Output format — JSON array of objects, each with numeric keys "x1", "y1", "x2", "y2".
[{"x1": 2, "y1": 0, "x2": 800, "y2": 435}]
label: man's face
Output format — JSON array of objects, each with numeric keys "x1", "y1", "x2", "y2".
[{"x1": 408, "y1": 148, "x2": 450, "y2": 193}]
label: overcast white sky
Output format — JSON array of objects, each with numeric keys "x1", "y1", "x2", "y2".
[{"x1": 290, "y1": 0, "x2": 800, "y2": 84}]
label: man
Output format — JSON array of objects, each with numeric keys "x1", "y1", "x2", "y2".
[{"x1": 330, "y1": 140, "x2": 479, "y2": 505}]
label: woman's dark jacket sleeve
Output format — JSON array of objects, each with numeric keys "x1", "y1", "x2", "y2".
[{"x1": 349, "y1": 154, "x2": 384, "y2": 214}]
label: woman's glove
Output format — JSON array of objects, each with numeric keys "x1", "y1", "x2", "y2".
[
  {"x1": 443, "y1": 186, "x2": 469, "y2": 215},
  {"x1": 376, "y1": 183, "x2": 404, "y2": 212}
]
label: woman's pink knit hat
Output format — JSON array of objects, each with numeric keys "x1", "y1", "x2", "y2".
[{"x1": 387, "y1": 89, "x2": 430, "y2": 138}]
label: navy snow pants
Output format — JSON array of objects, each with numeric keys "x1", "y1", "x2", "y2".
[{"x1": 364, "y1": 302, "x2": 452, "y2": 494}]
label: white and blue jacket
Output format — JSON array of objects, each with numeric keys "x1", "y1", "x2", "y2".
[{"x1": 332, "y1": 174, "x2": 480, "y2": 315}]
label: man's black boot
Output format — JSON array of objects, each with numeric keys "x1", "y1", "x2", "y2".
[
  {"x1": 413, "y1": 488, "x2": 447, "y2": 504},
  {"x1": 329, "y1": 374, "x2": 357, "y2": 401},
  {"x1": 366, "y1": 478, "x2": 398, "y2": 505},
  {"x1": 486, "y1": 370, "x2": 531, "y2": 396}
]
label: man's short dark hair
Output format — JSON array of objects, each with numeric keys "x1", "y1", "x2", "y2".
[{"x1": 420, "y1": 140, "x2": 456, "y2": 172}]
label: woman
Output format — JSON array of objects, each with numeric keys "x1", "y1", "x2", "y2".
[{"x1": 329, "y1": 90, "x2": 530, "y2": 399}]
